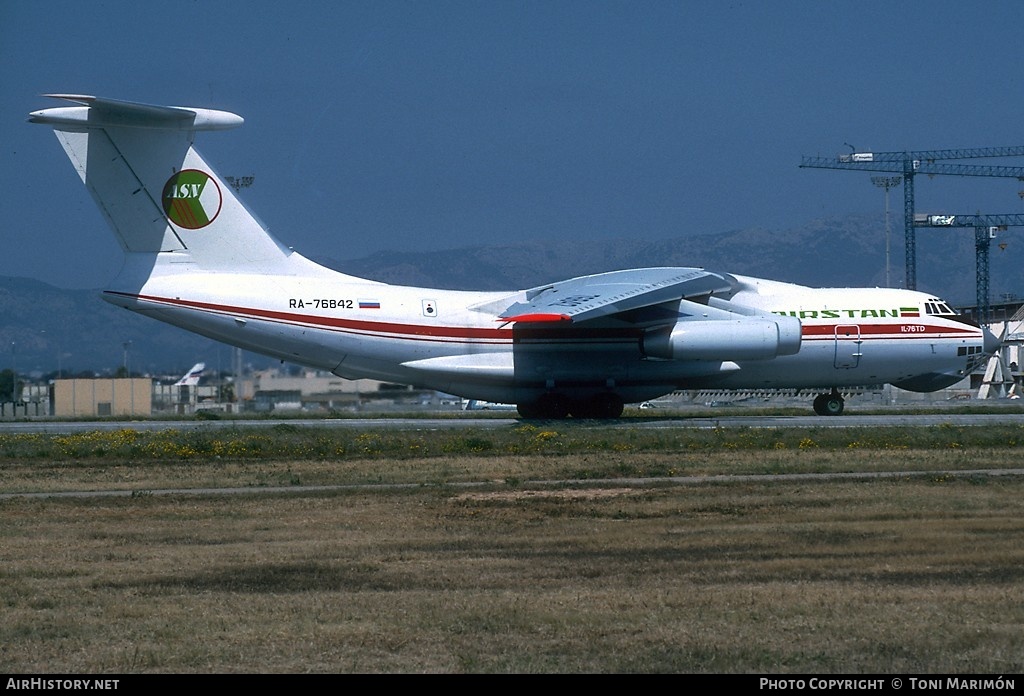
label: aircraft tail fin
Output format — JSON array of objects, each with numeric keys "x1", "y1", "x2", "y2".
[
  {"x1": 29, "y1": 95, "x2": 299, "y2": 273},
  {"x1": 173, "y1": 362, "x2": 206, "y2": 387}
]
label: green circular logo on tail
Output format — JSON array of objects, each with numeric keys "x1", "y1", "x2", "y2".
[{"x1": 162, "y1": 170, "x2": 222, "y2": 229}]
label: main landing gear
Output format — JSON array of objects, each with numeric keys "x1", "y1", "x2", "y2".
[
  {"x1": 812, "y1": 389, "x2": 845, "y2": 416},
  {"x1": 517, "y1": 392, "x2": 625, "y2": 420}
]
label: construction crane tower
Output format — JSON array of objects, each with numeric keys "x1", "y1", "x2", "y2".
[
  {"x1": 800, "y1": 147, "x2": 1024, "y2": 290},
  {"x1": 914, "y1": 213, "x2": 1024, "y2": 324}
]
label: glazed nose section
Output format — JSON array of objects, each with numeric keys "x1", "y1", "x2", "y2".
[{"x1": 983, "y1": 326, "x2": 1002, "y2": 355}]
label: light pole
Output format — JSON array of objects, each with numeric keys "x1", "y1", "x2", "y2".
[
  {"x1": 10, "y1": 341, "x2": 16, "y2": 402},
  {"x1": 871, "y1": 176, "x2": 902, "y2": 287}
]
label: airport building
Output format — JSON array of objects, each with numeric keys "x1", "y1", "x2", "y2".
[
  {"x1": 51, "y1": 377, "x2": 152, "y2": 418},
  {"x1": 3, "y1": 368, "x2": 423, "y2": 419}
]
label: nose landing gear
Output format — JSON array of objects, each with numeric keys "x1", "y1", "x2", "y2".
[{"x1": 812, "y1": 389, "x2": 845, "y2": 416}]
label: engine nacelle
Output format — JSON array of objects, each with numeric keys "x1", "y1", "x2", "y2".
[{"x1": 642, "y1": 316, "x2": 801, "y2": 361}]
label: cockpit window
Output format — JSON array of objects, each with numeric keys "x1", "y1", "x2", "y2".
[{"x1": 925, "y1": 299, "x2": 956, "y2": 316}]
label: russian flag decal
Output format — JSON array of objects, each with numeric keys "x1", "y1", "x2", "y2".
[{"x1": 359, "y1": 300, "x2": 380, "y2": 309}]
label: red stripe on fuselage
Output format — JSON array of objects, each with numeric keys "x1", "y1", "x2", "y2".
[
  {"x1": 106, "y1": 291, "x2": 515, "y2": 342},
  {"x1": 800, "y1": 322, "x2": 979, "y2": 339}
]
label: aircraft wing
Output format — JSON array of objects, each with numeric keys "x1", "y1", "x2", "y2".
[{"x1": 498, "y1": 267, "x2": 732, "y2": 323}]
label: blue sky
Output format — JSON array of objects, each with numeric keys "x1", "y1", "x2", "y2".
[{"x1": 4, "y1": 0, "x2": 1024, "y2": 289}]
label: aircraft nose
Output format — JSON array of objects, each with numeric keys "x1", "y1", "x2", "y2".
[{"x1": 983, "y1": 326, "x2": 1002, "y2": 355}]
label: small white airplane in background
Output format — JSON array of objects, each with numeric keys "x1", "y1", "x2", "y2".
[
  {"x1": 463, "y1": 399, "x2": 518, "y2": 411},
  {"x1": 29, "y1": 95, "x2": 1000, "y2": 417},
  {"x1": 173, "y1": 362, "x2": 205, "y2": 387}
]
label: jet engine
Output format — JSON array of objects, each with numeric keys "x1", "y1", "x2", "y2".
[{"x1": 642, "y1": 315, "x2": 801, "y2": 361}]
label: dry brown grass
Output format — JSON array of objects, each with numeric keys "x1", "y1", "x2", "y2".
[{"x1": 1, "y1": 433, "x2": 1023, "y2": 673}]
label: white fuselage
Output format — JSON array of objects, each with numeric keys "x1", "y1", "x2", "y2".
[{"x1": 104, "y1": 263, "x2": 990, "y2": 405}]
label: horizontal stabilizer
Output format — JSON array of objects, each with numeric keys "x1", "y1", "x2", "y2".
[{"x1": 28, "y1": 94, "x2": 243, "y2": 131}]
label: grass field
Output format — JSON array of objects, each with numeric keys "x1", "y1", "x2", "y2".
[{"x1": 1, "y1": 421, "x2": 1022, "y2": 673}]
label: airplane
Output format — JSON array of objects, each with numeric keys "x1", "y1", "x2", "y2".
[
  {"x1": 463, "y1": 399, "x2": 519, "y2": 411},
  {"x1": 173, "y1": 362, "x2": 205, "y2": 387},
  {"x1": 28, "y1": 94, "x2": 1001, "y2": 418}
]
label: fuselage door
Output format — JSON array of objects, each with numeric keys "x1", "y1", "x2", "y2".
[{"x1": 834, "y1": 324, "x2": 862, "y2": 369}]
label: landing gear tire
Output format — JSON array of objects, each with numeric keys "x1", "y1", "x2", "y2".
[
  {"x1": 517, "y1": 393, "x2": 571, "y2": 420},
  {"x1": 570, "y1": 393, "x2": 625, "y2": 419},
  {"x1": 813, "y1": 391, "x2": 845, "y2": 416},
  {"x1": 516, "y1": 402, "x2": 544, "y2": 419}
]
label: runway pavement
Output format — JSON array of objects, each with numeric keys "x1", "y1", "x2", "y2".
[{"x1": 2, "y1": 411, "x2": 1024, "y2": 433}]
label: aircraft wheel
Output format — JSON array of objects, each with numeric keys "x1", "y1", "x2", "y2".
[
  {"x1": 518, "y1": 394, "x2": 571, "y2": 419},
  {"x1": 569, "y1": 393, "x2": 624, "y2": 419},
  {"x1": 569, "y1": 400, "x2": 597, "y2": 419},
  {"x1": 517, "y1": 402, "x2": 544, "y2": 419},
  {"x1": 569, "y1": 397, "x2": 602, "y2": 419},
  {"x1": 591, "y1": 393, "x2": 624, "y2": 419},
  {"x1": 538, "y1": 393, "x2": 571, "y2": 419},
  {"x1": 813, "y1": 392, "x2": 844, "y2": 416}
]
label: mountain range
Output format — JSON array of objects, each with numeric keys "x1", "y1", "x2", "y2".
[{"x1": 2, "y1": 214, "x2": 1020, "y2": 377}]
